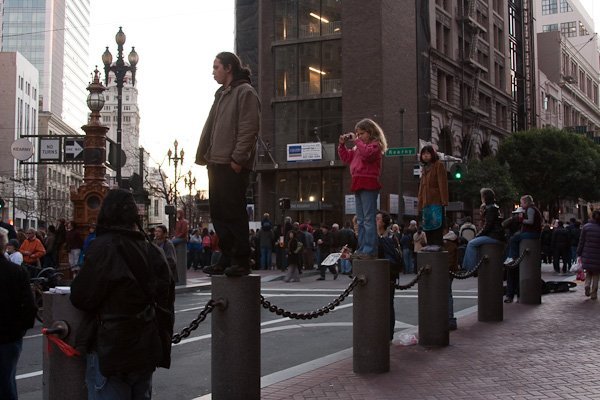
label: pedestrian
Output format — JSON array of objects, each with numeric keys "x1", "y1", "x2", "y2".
[
  {"x1": 66, "y1": 221, "x2": 83, "y2": 272},
  {"x1": 195, "y1": 51, "x2": 260, "y2": 277},
  {"x1": 209, "y1": 231, "x2": 222, "y2": 266},
  {"x1": 154, "y1": 225, "x2": 177, "y2": 280},
  {"x1": 172, "y1": 209, "x2": 189, "y2": 246},
  {"x1": 4, "y1": 239, "x2": 23, "y2": 265},
  {"x1": 70, "y1": 189, "x2": 175, "y2": 400},
  {"x1": 0, "y1": 218, "x2": 17, "y2": 240},
  {"x1": 0, "y1": 230, "x2": 37, "y2": 400},
  {"x1": 79, "y1": 224, "x2": 97, "y2": 266},
  {"x1": 284, "y1": 230, "x2": 302, "y2": 283},
  {"x1": 338, "y1": 118, "x2": 388, "y2": 260},
  {"x1": 258, "y1": 218, "x2": 274, "y2": 270},
  {"x1": 376, "y1": 211, "x2": 402, "y2": 339},
  {"x1": 540, "y1": 223, "x2": 553, "y2": 264},
  {"x1": 187, "y1": 229, "x2": 202, "y2": 270},
  {"x1": 462, "y1": 188, "x2": 506, "y2": 272},
  {"x1": 316, "y1": 225, "x2": 338, "y2": 281},
  {"x1": 42, "y1": 225, "x2": 57, "y2": 268},
  {"x1": 504, "y1": 195, "x2": 542, "y2": 266},
  {"x1": 413, "y1": 226, "x2": 427, "y2": 268},
  {"x1": 400, "y1": 226, "x2": 415, "y2": 274},
  {"x1": 201, "y1": 228, "x2": 213, "y2": 268},
  {"x1": 417, "y1": 145, "x2": 449, "y2": 246},
  {"x1": 501, "y1": 207, "x2": 524, "y2": 303},
  {"x1": 577, "y1": 210, "x2": 600, "y2": 300},
  {"x1": 19, "y1": 228, "x2": 46, "y2": 275},
  {"x1": 300, "y1": 224, "x2": 315, "y2": 270},
  {"x1": 551, "y1": 221, "x2": 571, "y2": 273}
]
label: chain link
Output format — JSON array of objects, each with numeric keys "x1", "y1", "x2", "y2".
[
  {"x1": 395, "y1": 265, "x2": 428, "y2": 290},
  {"x1": 450, "y1": 255, "x2": 488, "y2": 280},
  {"x1": 171, "y1": 299, "x2": 217, "y2": 344},
  {"x1": 260, "y1": 276, "x2": 361, "y2": 319},
  {"x1": 505, "y1": 248, "x2": 529, "y2": 269}
]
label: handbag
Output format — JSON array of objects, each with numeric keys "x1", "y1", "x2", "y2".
[
  {"x1": 570, "y1": 257, "x2": 582, "y2": 273},
  {"x1": 422, "y1": 205, "x2": 443, "y2": 231}
]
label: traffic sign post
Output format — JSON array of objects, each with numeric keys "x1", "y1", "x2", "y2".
[
  {"x1": 11, "y1": 138, "x2": 35, "y2": 161},
  {"x1": 39, "y1": 138, "x2": 61, "y2": 161},
  {"x1": 385, "y1": 147, "x2": 416, "y2": 157},
  {"x1": 64, "y1": 138, "x2": 85, "y2": 162}
]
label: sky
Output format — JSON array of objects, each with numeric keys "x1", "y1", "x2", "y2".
[{"x1": 88, "y1": 0, "x2": 235, "y2": 192}]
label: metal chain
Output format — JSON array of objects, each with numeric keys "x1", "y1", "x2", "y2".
[
  {"x1": 171, "y1": 299, "x2": 217, "y2": 344},
  {"x1": 395, "y1": 265, "x2": 428, "y2": 290},
  {"x1": 505, "y1": 248, "x2": 529, "y2": 269},
  {"x1": 450, "y1": 255, "x2": 488, "y2": 280},
  {"x1": 260, "y1": 276, "x2": 361, "y2": 320}
]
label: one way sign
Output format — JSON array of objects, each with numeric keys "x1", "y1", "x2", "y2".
[{"x1": 64, "y1": 138, "x2": 85, "y2": 161}]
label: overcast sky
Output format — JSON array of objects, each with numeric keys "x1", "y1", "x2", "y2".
[
  {"x1": 88, "y1": 1, "x2": 600, "y2": 192},
  {"x1": 89, "y1": 0, "x2": 235, "y2": 192}
]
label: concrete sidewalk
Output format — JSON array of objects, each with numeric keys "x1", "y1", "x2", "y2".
[{"x1": 260, "y1": 269, "x2": 598, "y2": 399}]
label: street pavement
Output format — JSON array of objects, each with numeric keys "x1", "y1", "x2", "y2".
[{"x1": 183, "y1": 264, "x2": 598, "y2": 400}]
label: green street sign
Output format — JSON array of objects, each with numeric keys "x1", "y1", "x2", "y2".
[{"x1": 385, "y1": 147, "x2": 416, "y2": 157}]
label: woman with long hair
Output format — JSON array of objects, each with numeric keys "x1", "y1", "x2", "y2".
[{"x1": 417, "y1": 145, "x2": 448, "y2": 246}]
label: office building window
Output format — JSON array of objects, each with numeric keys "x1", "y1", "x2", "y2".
[
  {"x1": 542, "y1": 24, "x2": 558, "y2": 32},
  {"x1": 275, "y1": 46, "x2": 298, "y2": 97},
  {"x1": 560, "y1": 0, "x2": 572, "y2": 12},
  {"x1": 560, "y1": 21, "x2": 576, "y2": 37},
  {"x1": 542, "y1": 0, "x2": 557, "y2": 15},
  {"x1": 275, "y1": 0, "x2": 341, "y2": 41}
]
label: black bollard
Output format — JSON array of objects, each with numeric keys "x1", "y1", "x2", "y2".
[
  {"x1": 417, "y1": 251, "x2": 449, "y2": 346},
  {"x1": 43, "y1": 293, "x2": 87, "y2": 400},
  {"x1": 478, "y1": 243, "x2": 504, "y2": 322},
  {"x1": 211, "y1": 274, "x2": 260, "y2": 400},
  {"x1": 519, "y1": 238, "x2": 541, "y2": 305},
  {"x1": 353, "y1": 259, "x2": 390, "y2": 374},
  {"x1": 174, "y1": 241, "x2": 187, "y2": 286}
]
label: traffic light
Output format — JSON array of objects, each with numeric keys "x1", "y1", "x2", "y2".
[{"x1": 450, "y1": 163, "x2": 466, "y2": 181}]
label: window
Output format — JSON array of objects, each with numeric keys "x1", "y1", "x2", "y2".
[
  {"x1": 542, "y1": 24, "x2": 558, "y2": 32},
  {"x1": 542, "y1": 0, "x2": 557, "y2": 15},
  {"x1": 124, "y1": 116, "x2": 131, "y2": 122},
  {"x1": 125, "y1": 96, "x2": 130, "y2": 101},
  {"x1": 275, "y1": 46, "x2": 298, "y2": 97},
  {"x1": 275, "y1": 0, "x2": 298, "y2": 40},
  {"x1": 124, "y1": 105, "x2": 131, "y2": 111},
  {"x1": 579, "y1": 22, "x2": 589, "y2": 36},
  {"x1": 154, "y1": 199, "x2": 159, "y2": 217},
  {"x1": 560, "y1": 21, "x2": 576, "y2": 37},
  {"x1": 493, "y1": 0, "x2": 503, "y2": 15},
  {"x1": 102, "y1": 116, "x2": 110, "y2": 123},
  {"x1": 559, "y1": 0, "x2": 572, "y2": 13}
]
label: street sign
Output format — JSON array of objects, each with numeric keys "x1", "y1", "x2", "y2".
[
  {"x1": 39, "y1": 138, "x2": 61, "y2": 161},
  {"x1": 385, "y1": 147, "x2": 416, "y2": 157},
  {"x1": 11, "y1": 138, "x2": 35, "y2": 161},
  {"x1": 64, "y1": 138, "x2": 85, "y2": 161}
]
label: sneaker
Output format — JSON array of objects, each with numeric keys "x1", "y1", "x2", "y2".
[
  {"x1": 504, "y1": 296, "x2": 514, "y2": 303},
  {"x1": 202, "y1": 264, "x2": 226, "y2": 275},
  {"x1": 503, "y1": 257, "x2": 514, "y2": 266},
  {"x1": 224, "y1": 265, "x2": 250, "y2": 277}
]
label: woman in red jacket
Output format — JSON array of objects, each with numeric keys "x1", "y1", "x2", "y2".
[{"x1": 338, "y1": 118, "x2": 388, "y2": 259}]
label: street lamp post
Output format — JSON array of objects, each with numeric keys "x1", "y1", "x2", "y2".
[
  {"x1": 101, "y1": 27, "x2": 138, "y2": 188},
  {"x1": 184, "y1": 170, "x2": 196, "y2": 221},
  {"x1": 167, "y1": 140, "x2": 184, "y2": 209}
]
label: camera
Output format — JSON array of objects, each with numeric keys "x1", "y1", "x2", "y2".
[{"x1": 343, "y1": 133, "x2": 354, "y2": 141}]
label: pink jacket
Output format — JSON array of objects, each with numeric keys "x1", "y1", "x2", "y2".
[{"x1": 338, "y1": 140, "x2": 382, "y2": 191}]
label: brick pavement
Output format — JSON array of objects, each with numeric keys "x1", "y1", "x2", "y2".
[{"x1": 261, "y1": 283, "x2": 600, "y2": 400}]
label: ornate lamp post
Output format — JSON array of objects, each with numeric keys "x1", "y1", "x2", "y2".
[
  {"x1": 184, "y1": 170, "x2": 196, "y2": 222},
  {"x1": 167, "y1": 140, "x2": 184, "y2": 209},
  {"x1": 101, "y1": 27, "x2": 138, "y2": 188}
]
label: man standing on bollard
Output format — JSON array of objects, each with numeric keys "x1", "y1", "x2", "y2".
[
  {"x1": 71, "y1": 189, "x2": 175, "y2": 399},
  {"x1": 0, "y1": 230, "x2": 37, "y2": 400},
  {"x1": 196, "y1": 51, "x2": 260, "y2": 277}
]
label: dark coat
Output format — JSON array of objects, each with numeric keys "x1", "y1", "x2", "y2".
[
  {"x1": 551, "y1": 226, "x2": 570, "y2": 250},
  {"x1": 71, "y1": 228, "x2": 175, "y2": 376},
  {"x1": 477, "y1": 203, "x2": 505, "y2": 242},
  {"x1": 577, "y1": 221, "x2": 600, "y2": 273},
  {"x1": 0, "y1": 257, "x2": 37, "y2": 344}
]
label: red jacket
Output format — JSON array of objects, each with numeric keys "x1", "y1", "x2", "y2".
[{"x1": 338, "y1": 140, "x2": 383, "y2": 192}]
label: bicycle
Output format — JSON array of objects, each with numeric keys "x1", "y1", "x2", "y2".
[{"x1": 28, "y1": 266, "x2": 64, "y2": 323}]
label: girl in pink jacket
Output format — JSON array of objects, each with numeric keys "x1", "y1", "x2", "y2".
[{"x1": 338, "y1": 118, "x2": 388, "y2": 259}]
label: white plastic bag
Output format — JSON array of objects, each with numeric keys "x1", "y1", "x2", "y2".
[
  {"x1": 393, "y1": 333, "x2": 418, "y2": 346},
  {"x1": 570, "y1": 257, "x2": 582, "y2": 273}
]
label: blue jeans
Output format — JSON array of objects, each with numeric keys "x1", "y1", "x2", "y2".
[
  {"x1": 463, "y1": 236, "x2": 503, "y2": 271},
  {"x1": 402, "y1": 248, "x2": 414, "y2": 273},
  {"x1": 260, "y1": 247, "x2": 272, "y2": 269},
  {"x1": 355, "y1": 190, "x2": 379, "y2": 256},
  {"x1": 340, "y1": 259, "x2": 352, "y2": 274},
  {"x1": 86, "y1": 353, "x2": 153, "y2": 400},
  {"x1": 508, "y1": 232, "x2": 540, "y2": 259},
  {"x1": 0, "y1": 338, "x2": 22, "y2": 400}
]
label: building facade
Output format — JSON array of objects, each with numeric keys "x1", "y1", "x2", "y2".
[
  {"x1": 248, "y1": 0, "x2": 530, "y2": 225},
  {"x1": 0, "y1": 51, "x2": 39, "y2": 228},
  {"x1": 1, "y1": 0, "x2": 91, "y2": 129}
]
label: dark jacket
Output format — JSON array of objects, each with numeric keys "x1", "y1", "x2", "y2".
[
  {"x1": 576, "y1": 221, "x2": 600, "y2": 273},
  {"x1": 551, "y1": 226, "x2": 570, "y2": 250},
  {"x1": 71, "y1": 228, "x2": 175, "y2": 376},
  {"x1": 477, "y1": 203, "x2": 505, "y2": 242},
  {"x1": 0, "y1": 257, "x2": 37, "y2": 344}
]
